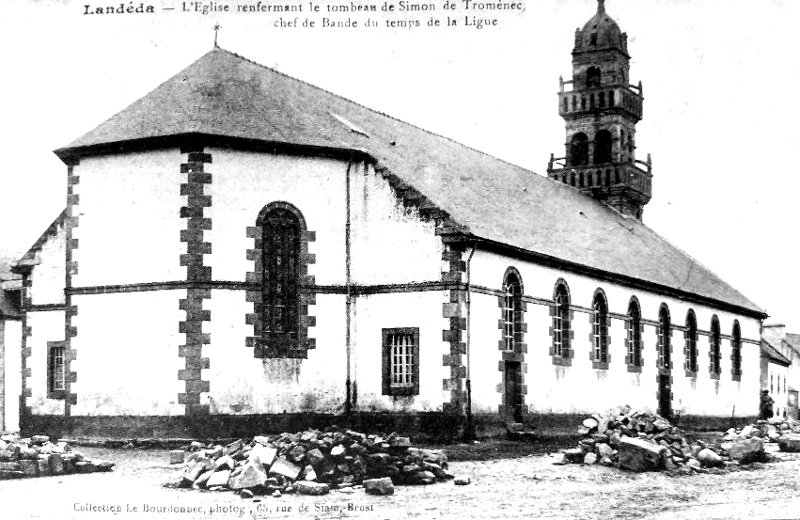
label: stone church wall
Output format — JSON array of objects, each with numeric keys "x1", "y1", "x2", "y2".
[{"x1": 467, "y1": 249, "x2": 761, "y2": 434}]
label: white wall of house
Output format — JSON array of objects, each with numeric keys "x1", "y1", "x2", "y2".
[
  {"x1": 28, "y1": 223, "x2": 66, "y2": 305},
  {"x1": 71, "y1": 150, "x2": 185, "y2": 288},
  {"x1": 349, "y1": 163, "x2": 444, "y2": 285},
  {"x1": 467, "y1": 249, "x2": 761, "y2": 418},
  {"x1": 26, "y1": 310, "x2": 65, "y2": 415},
  {"x1": 765, "y1": 361, "x2": 789, "y2": 418},
  {"x1": 207, "y1": 150, "x2": 346, "y2": 285},
  {"x1": 70, "y1": 291, "x2": 185, "y2": 416},
  {"x1": 1, "y1": 319, "x2": 22, "y2": 432},
  {"x1": 350, "y1": 291, "x2": 450, "y2": 412}
]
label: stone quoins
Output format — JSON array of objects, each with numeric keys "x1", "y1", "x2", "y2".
[
  {"x1": 65, "y1": 164, "x2": 80, "y2": 415},
  {"x1": 441, "y1": 247, "x2": 467, "y2": 414},
  {"x1": 178, "y1": 149, "x2": 213, "y2": 416}
]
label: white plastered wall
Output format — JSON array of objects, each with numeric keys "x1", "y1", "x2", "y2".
[
  {"x1": 26, "y1": 310, "x2": 65, "y2": 415},
  {"x1": 70, "y1": 291, "x2": 185, "y2": 416},
  {"x1": 467, "y1": 249, "x2": 761, "y2": 418}
]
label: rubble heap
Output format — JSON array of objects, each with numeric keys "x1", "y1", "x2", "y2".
[
  {"x1": 559, "y1": 406, "x2": 768, "y2": 473},
  {"x1": 167, "y1": 427, "x2": 453, "y2": 496},
  {"x1": 722, "y1": 418, "x2": 800, "y2": 453},
  {"x1": 0, "y1": 433, "x2": 114, "y2": 479}
]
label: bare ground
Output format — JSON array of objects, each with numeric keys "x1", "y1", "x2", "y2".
[{"x1": 2, "y1": 442, "x2": 799, "y2": 520}]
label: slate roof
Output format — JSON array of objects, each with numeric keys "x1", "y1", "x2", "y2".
[
  {"x1": 762, "y1": 341, "x2": 792, "y2": 367},
  {"x1": 784, "y1": 334, "x2": 800, "y2": 357},
  {"x1": 0, "y1": 250, "x2": 22, "y2": 318},
  {"x1": 55, "y1": 47, "x2": 764, "y2": 317}
]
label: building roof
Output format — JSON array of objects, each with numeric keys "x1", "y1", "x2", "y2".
[
  {"x1": 0, "y1": 251, "x2": 22, "y2": 318},
  {"x1": 55, "y1": 47, "x2": 764, "y2": 317},
  {"x1": 784, "y1": 334, "x2": 800, "y2": 356},
  {"x1": 762, "y1": 341, "x2": 792, "y2": 367}
]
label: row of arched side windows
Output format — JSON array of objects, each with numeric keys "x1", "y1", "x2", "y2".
[{"x1": 501, "y1": 274, "x2": 744, "y2": 379}]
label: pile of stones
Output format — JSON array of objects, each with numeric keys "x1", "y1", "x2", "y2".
[
  {"x1": 167, "y1": 427, "x2": 456, "y2": 496},
  {"x1": 722, "y1": 418, "x2": 800, "y2": 453},
  {"x1": 0, "y1": 433, "x2": 114, "y2": 479},
  {"x1": 558, "y1": 406, "x2": 768, "y2": 473}
]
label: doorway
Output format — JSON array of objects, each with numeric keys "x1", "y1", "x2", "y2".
[
  {"x1": 504, "y1": 361, "x2": 523, "y2": 423},
  {"x1": 658, "y1": 372, "x2": 672, "y2": 419}
]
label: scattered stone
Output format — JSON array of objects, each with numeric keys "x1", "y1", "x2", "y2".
[
  {"x1": 364, "y1": 477, "x2": 394, "y2": 495},
  {"x1": 169, "y1": 450, "x2": 184, "y2": 465},
  {"x1": 618, "y1": 437, "x2": 664, "y2": 472},
  {"x1": 583, "y1": 453, "x2": 598, "y2": 465},
  {"x1": 206, "y1": 470, "x2": 231, "y2": 488},
  {"x1": 454, "y1": 475, "x2": 471, "y2": 485},
  {"x1": 697, "y1": 448, "x2": 723, "y2": 468},
  {"x1": 296, "y1": 481, "x2": 330, "y2": 495},
  {"x1": 228, "y1": 460, "x2": 267, "y2": 490},
  {"x1": 240, "y1": 489, "x2": 254, "y2": 499},
  {"x1": 269, "y1": 457, "x2": 301, "y2": 481},
  {"x1": 777, "y1": 434, "x2": 800, "y2": 453},
  {"x1": 728, "y1": 438, "x2": 766, "y2": 464}
]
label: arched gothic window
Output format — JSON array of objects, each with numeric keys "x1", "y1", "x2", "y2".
[
  {"x1": 587, "y1": 66, "x2": 601, "y2": 88},
  {"x1": 658, "y1": 305, "x2": 671, "y2": 370},
  {"x1": 626, "y1": 298, "x2": 642, "y2": 368},
  {"x1": 502, "y1": 271, "x2": 523, "y2": 352},
  {"x1": 591, "y1": 290, "x2": 609, "y2": 366},
  {"x1": 262, "y1": 206, "x2": 301, "y2": 345},
  {"x1": 570, "y1": 133, "x2": 589, "y2": 166},
  {"x1": 551, "y1": 281, "x2": 571, "y2": 363},
  {"x1": 731, "y1": 320, "x2": 742, "y2": 381},
  {"x1": 709, "y1": 316, "x2": 721, "y2": 377},
  {"x1": 593, "y1": 130, "x2": 613, "y2": 164},
  {"x1": 685, "y1": 310, "x2": 698, "y2": 374}
]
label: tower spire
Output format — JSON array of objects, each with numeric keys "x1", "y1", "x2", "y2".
[{"x1": 546, "y1": 1, "x2": 652, "y2": 220}]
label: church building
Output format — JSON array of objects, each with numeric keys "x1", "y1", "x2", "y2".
[{"x1": 14, "y1": 1, "x2": 766, "y2": 439}]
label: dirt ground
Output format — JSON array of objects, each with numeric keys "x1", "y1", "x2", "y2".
[{"x1": 1, "y1": 442, "x2": 799, "y2": 520}]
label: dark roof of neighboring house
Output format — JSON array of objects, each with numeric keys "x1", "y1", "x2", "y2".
[
  {"x1": 0, "y1": 251, "x2": 22, "y2": 318},
  {"x1": 762, "y1": 341, "x2": 792, "y2": 367},
  {"x1": 54, "y1": 47, "x2": 765, "y2": 317},
  {"x1": 784, "y1": 334, "x2": 800, "y2": 356}
]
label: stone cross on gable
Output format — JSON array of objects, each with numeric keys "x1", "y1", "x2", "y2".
[{"x1": 214, "y1": 23, "x2": 221, "y2": 47}]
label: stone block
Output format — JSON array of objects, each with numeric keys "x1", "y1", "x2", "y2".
[
  {"x1": 269, "y1": 457, "x2": 301, "y2": 480},
  {"x1": 296, "y1": 481, "x2": 330, "y2": 495},
  {"x1": 617, "y1": 436, "x2": 664, "y2": 472},
  {"x1": 169, "y1": 450, "x2": 185, "y2": 465},
  {"x1": 18, "y1": 460, "x2": 38, "y2": 477},
  {"x1": 36, "y1": 460, "x2": 51, "y2": 476},
  {"x1": 728, "y1": 438, "x2": 766, "y2": 464},
  {"x1": 229, "y1": 460, "x2": 267, "y2": 490},
  {"x1": 407, "y1": 470, "x2": 436, "y2": 485},
  {"x1": 206, "y1": 470, "x2": 231, "y2": 488},
  {"x1": 249, "y1": 444, "x2": 277, "y2": 467},
  {"x1": 454, "y1": 475, "x2": 471, "y2": 485},
  {"x1": 697, "y1": 448, "x2": 723, "y2": 468},
  {"x1": 777, "y1": 434, "x2": 800, "y2": 453},
  {"x1": 75, "y1": 461, "x2": 95, "y2": 474},
  {"x1": 364, "y1": 477, "x2": 394, "y2": 495}
]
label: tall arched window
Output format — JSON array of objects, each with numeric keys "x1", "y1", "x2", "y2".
[
  {"x1": 591, "y1": 290, "x2": 609, "y2": 367},
  {"x1": 551, "y1": 281, "x2": 572, "y2": 364},
  {"x1": 502, "y1": 270, "x2": 523, "y2": 352},
  {"x1": 709, "y1": 316, "x2": 721, "y2": 377},
  {"x1": 626, "y1": 298, "x2": 642, "y2": 369},
  {"x1": 593, "y1": 130, "x2": 613, "y2": 164},
  {"x1": 586, "y1": 66, "x2": 601, "y2": 88},
  {"x1": 731, "y1": 320, "x2": 742, "y2": 381},
  {"x1": 569, "y1": 133, "x2": 589, "y2": 166},
  {"x1": 262, "y1": 206, "x2": 301, "y2": 344},
  {"x1": 685, "y1": 310, "x2": 698, "y2": 374},
  {"x1": 658, "y1": 304, "x2": 671, "y2": 370}
]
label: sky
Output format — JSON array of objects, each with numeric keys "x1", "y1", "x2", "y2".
[{"x1": 0, "y1": 0, "x2": 798, "y2": 329}]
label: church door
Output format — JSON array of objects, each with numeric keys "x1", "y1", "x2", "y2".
[
  {"x1": 504, "y1": 362, "x2": 523, "y2": 423},
  {"x1": 658, "y1": 373, "x2": 672, "y2": 419}
]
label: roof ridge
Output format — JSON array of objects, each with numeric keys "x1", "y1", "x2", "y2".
[{"x1": 215, "y1": 47, "x2": 538, "y2": 175}]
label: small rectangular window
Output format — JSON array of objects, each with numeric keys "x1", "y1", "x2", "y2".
[
  {"x1": 382, "y1": 328, "x2": 420, "y2": 396},
  {"x1": 47, "y1": 341, "x2": 66, "y2": 399}
]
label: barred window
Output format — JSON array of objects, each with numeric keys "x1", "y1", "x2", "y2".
[
  {"x1": 553, "y1": 283, "x2": 571, "y2": 357},
  {"x1": 710, "y1": 316, "x2": 721, "y2": 376},
  {"x1": 685, "y1": 310, "x2": 698, "y2": 374},
  {"x1": 262, "y1": 207, "x2": 301, "y2": 341},
  {"x1": 382, "y1": 328, "x2": 420, "y2": 396},
  {"x1": 47, "y1": 342, "x2": 66, "y2": 397},
  {"x1": 731, "y1": 320, "x2": 742, "y2": 380},
  {"x1": 592, "y1": 291, "x2": 609, "y2": 365},
  {"x1": 658, "y1": 305, "x2": 671, "y2": 369},
  {"x1": 502, "y1": 272, "x2": 523, "y2": 351},
  {"x1": 627, "y1": 298, "x2": 642, "y2": 367}
]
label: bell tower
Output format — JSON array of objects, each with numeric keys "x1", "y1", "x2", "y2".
[{"x1": 547, "y1": 0, "x2": 652, "y2": 220}]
